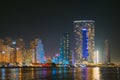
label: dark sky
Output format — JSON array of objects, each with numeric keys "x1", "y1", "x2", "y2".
[{"x1": 0, "y1": 1, "x2": 120, "y2": 63}]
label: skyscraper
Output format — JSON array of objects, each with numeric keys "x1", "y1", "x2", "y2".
[
  {"x1": 104, "y1": 40, "x2": 110, "y2": 64},
  {"x1": 60, "y1": 32, "x2": 70, "y2": 64},
  {"x1": 36, "y1": 39, "x2": 45, "y2": 63},
  {"x1": 74, "y1": 20, "x2": 95, "y2": 63}
]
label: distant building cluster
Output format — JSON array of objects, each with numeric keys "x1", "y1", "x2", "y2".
[
  {"x1": 0, "y1": 38, "x2": 45, "y2": 66},
  {"x1": 52, "y1": 32, "x2": 71, "y2": 65}
]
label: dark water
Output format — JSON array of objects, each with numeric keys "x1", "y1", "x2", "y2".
[{"x1": 0, "y1": 67, "x2": 120, "y2": 80}]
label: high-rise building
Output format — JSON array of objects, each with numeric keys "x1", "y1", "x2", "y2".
[
  {"x1": 104, "y1": 40, "x2": 110, "y2": 64},
  {"x1": 60, "y1": 32, "x2": 70, "y2": 64},
  {"x1": 74, "y1": 20, "x2": 95, "y2": 63},
  {"x1": 36, "y1": 39, "x2": 45, "y2": 63}
]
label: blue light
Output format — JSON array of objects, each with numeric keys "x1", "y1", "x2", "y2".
[
  {"x1": 36, "y1": 39, "x2": 44, "y2": 63},
  {"x1": 2, "y1": 69, "x2": 5, "y2": 80},
  {"x1": 82, "y1": 29, "x2": 88, "y2": 59},
  {"x1": 52, "y1": 57, "x2": 56, "y2": 63}
]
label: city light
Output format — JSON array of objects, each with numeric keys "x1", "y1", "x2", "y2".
[
  {"x1": 12, "y1": 41, "x2": 16, "y2": 45},
  {"x1": 82, "y1": 28, "x2": 87, "y2": 31},
  {"x1": 16, "y1": 48, "x2": 19, "y2": 50},
  {"x1": 2, "y1": 51, "x2": 5, "y2": 54},
  {"x1": 0, "y1": 0, "x2": 119, "y2": 79},
  {"x1": 93, "y1": 67, "x2": 100, "y2": 80},
  {"x1": 96, "y1": 50, "x2": 99, "y2": 64},
  {"x1": 74, "y1": 20, "x2": 95, "y2": 63}
]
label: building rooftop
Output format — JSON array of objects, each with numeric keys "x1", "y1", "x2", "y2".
[{"x1": 74, "y1": 20, "x2": 95, "y2": 23}]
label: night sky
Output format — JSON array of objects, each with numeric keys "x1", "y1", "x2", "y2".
[{"x1": 0, "y1": 1, "x2": 120, "y2": 63}]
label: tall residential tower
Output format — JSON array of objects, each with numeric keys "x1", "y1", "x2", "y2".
[
  {"x1": 74, "y1": 20, "x2": 95, "y2": 63},
  {"x1": 60, "y1": 32, "x2": 70, "y2": 64},
  {"x1": 104, "y1": 40, "x2": 110, "y2": 64}
]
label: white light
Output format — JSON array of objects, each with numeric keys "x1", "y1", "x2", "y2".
[
  {"x1": 80, "y1": 64, "x2": 86, "y2": 67},
  {"x1": 12, "y1": 41, "x2": 16, "y2": 45},
  {"x1": 93, "y1": 67, "x2": 100, "y2": 80},
  {"x1": 82, "y1": 28, "x2": 87, "y2": 31},
  {"x1": 74, "y1": 20, "x2": 95, "y2": 23},
  {"x1": 96, "y1": 50, "x2": 99, "y2": 64},
  {"x1": 16, "y1": 48, "x2": 19, "y2": 50},
  {"x1": 2, "y1": 51, "x2": 5, "y2": 54}
]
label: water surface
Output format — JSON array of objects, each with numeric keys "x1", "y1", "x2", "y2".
[{"x1": 0, "y1": 67, "x2": 120, "y2": 80}]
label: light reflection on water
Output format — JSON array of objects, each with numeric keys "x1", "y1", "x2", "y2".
[
  {"x1": 0, "y1": 67, "x2": 119, "y2": 80},
  {"x1": 1, "y1": 68, "x2": 5, "y2": 80},
  {"x1": 93, "y1": 67, "x2": 100, "y2": 80}
]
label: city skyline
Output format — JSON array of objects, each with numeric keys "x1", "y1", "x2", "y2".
[{"x1": 0, "y1": 1, "x2": 120, "y2": 63}]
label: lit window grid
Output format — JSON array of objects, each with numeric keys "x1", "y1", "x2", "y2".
[{"x1": 74, "y1": 20, "x2": 95, "y2": 63}]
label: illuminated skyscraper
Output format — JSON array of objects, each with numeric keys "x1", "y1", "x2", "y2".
[
  {"x1": 60, "y1": 32, "x2": 70, "y2": 64},
  {"x1": 36, "y1": 39, "x2": 45, "y2": 63},
  {"x1": 74, "y1": 20, "x2": 95, "y2": 63}
]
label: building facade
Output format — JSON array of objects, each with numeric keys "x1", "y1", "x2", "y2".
[
  {"x1": 60, "y1": 32, "x2": 70, "y2": 64},
  {"x1": 36, "y1": 39, "x2": 45, "y2": 63},
  {"x1": 74, "y1": 20, "x2": 95, "y2": 63},
  {"x1": 104, "y1": 40, "x2": 110, "y2": 64}
]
